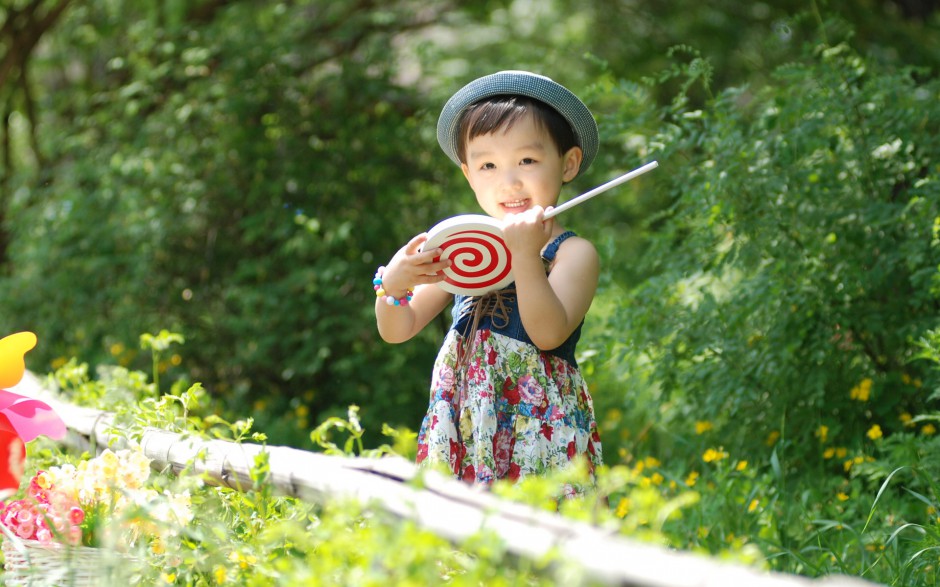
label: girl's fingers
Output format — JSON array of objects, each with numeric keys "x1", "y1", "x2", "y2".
[
  {"x1": 404, "y1": 232, "x2": 448, "y2": 264},
  {"x1": 383, "y1": 233, "x2": 450, "y2": 290},
  {"x1": 418, "y1": 248, "x2": 444, "y2": 264},
  {"x1": 418, "y1": 272, "x2": 447, "y2": 284},
  {"x1": 412, "y1": 258, "x2": 450, "y2": 281},
  {"x1": 405, "y1": 233, "x2": 429, "y2": 255}
]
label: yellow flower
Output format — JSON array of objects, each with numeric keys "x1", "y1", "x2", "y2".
[
  {"x1": 703, "y1": 448, "x2": 728, "y2": 463},
  {"x1": 650, "y1": 472, "x2": 664, "y2": 486},
  {"x1": 835, "y1": 447, "x2": 848, "y2": 458},
  {"x1": 850, "y1": 378, "x2": 872, "y2": 401},
  {"x1": 605, "y1": 408, "x2": 622, "y2": 423},
  {"x1": 615, "y1": 497, "x2": 631, "y2": 518},
  {"x1": 815, "y1": 425, "x2": 829, "y2": 443},
  {"x1": 899, "y1": 412, "x2": 913, "y2": 427},
  {"x1": 685, "y1": 471, "x2": 699, "y2": 487},
  {"x1": 110, "y1": 343, "x2": 125, "y2": 356},
  {"x1": 120, "y1": 449, "x2": 153, "y2": 489},
  {"x1": 823, "y1": 447, "x2": 835, "y2": 459},
  {"x1": 837, "y1": 492, "x2": 849, "y2": 502},
  {"x1": 227, "y1": 551, "x2": 256, "y2": 570},
  {"x1": 747, "y1": 499, "x2": 759, "y2": 513},
  {"x1": 214, "y1": 566, "x2": 228, "y2": 583},
  {"x1": 765, "y1": 430, "x2": 780, "y2": 446},
  {"x1": 162, "y1": 573, "x2": 176, "y2": 583},
  {"x1": 98, "y1": 450, "x2": 120, "y2": 477},
  {"x1": 644, "y1": 456, "x2": 661, "y2": 468},
  {"x1": 923, "y1": 424, "x2": 937, "y2": 436},
  {"x1": 844, "y1": 459, "x2": 854, "y2": 472},
  {"x1": 735, "y1": 460, "x2": 748, "y2": 472},
  {"x1": 695, "y1": 421, "x2": 713, "y2": 435},
  {"x1": 866, "y1": 424, "x2": 883, "y2": 440},
  {"x1": 35, "y1": 470, "x2": 54, "y2": 490}
]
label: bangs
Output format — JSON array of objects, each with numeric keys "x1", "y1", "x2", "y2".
[{"x1": 455, "y1": 96, "x2": 577, "y2": 164}]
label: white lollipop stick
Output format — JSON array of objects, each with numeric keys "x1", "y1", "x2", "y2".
[{"x1": 543, "y1": 160, "x2": 659, "y2": 220}]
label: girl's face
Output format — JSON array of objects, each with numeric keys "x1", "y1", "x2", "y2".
[{"x1": 460, "y1": 113, "x2": 582, "y2": 220}]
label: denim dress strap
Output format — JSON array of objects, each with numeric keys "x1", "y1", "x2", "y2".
[{"x1": 541, "y1": 230, "x2": 577, "y2": 264}]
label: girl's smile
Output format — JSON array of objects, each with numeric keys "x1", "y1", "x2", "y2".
[{"x1": 501, "y1": 198, "x2": 530, "y2": 212}]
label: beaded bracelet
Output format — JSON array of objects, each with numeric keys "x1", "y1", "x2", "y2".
[{"x1": 373, "y1": 266, "x2": 413, "y2": 307}]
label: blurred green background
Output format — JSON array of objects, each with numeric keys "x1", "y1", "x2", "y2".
[{"x1": 1, "y1": 0, "x2": 939, "y2": 471}]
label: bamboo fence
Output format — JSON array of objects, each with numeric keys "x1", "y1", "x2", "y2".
[{"x1": 10, "y1": 373, "x2": 877, "y2": 587}]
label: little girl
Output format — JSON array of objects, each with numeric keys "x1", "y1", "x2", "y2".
[{"x1": 374, "y1": 71, "x2": 602, "y2": 487}]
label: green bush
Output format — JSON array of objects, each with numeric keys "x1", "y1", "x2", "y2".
[
  {"x1": 19, "y1": 351, "x2": 734, "y2": 586},
  {"x1": 582, "y1": 35, "x2": 940, "y2": 585},
  {"x1": 601, "y1": 41, "x2": 940, "y2": 469},
  {"x1": 0, "y1": 2, "x2": 458, "y2": 447}
]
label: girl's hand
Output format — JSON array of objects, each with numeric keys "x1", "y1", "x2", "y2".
[
  {"x1": 381, "y1": 233, "x2": 451, "y2": 296},
  {"x1": 502, "y1": 206, "x2": 554, "y2": 259}
]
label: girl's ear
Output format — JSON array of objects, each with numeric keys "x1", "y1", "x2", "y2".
[
  {"x1": 461, "y1": 163, "x2": 473, "y2": 186},
  {"x1": 561, "y1": 146, "x2": 583, "y2": 182}
]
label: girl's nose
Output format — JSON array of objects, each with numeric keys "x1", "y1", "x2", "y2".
[{"x1": 500, "y1": 170, "x2": 522, "y2": 192}]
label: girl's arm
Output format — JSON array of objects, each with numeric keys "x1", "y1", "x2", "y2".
[
  {"x1": 375, "y1": 234, "x2": 453, "y2": 343},
  {"x1": 503, "y1": 209, "x2": 599, "y2": 350}
]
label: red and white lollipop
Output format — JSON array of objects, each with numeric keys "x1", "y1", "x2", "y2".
[
  {"x1": 425, "y1": 161, "x2": 659, "y2": 296},
  {"x1": 424, "y1": 215, "x2": 513, "y2": 296}
]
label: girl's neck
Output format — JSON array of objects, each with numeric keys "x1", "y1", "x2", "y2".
[{"x1": 549, "y1": 222, "x2": 567, "y2": 238}]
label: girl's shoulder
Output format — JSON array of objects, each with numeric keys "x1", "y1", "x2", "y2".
[
  {"x1": 543, "y1": 232, "x2": 599, "y2": 280},
  {"x1": 550, "y1": 232, "x2": 598, "y2": 264}
]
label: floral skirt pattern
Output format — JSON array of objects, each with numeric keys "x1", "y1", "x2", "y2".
[{"x1": 416, "y1": 328, "x2": 602, "y2": 486}]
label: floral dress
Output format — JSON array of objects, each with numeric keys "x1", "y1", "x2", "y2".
[{"x1": 416, "y1": 231, "x2": 602, "y2": 487}]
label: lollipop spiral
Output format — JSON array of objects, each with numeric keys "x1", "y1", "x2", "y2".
[{"x1": 437, "y1": 228, "x2": 512, "y2": 294}]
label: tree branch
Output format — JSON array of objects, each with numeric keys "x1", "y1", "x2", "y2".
[
  {"x1": 19, "y1": 56, "x2": 44, "y2": 169},
  {"x1": 0, "y1": 0, "x2": 73, "y2": 91},
  {"x1": 0, "y1": 99, "x2": 10, "y2": 267},
  {"x1": 0, "y1": 0, "x2": 72, "y2": 266},
  {"x1": 185, "y1": 0, "x2": 239, "y2": 25}
]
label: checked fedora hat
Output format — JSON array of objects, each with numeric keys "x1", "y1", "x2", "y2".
[{"x1": 437, "y1": 70, "x2": 598, "y2": 176}]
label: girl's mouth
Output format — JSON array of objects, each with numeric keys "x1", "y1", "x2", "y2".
[{"x1": 501, "y1": 199, "x2": 529, "y2": 211}]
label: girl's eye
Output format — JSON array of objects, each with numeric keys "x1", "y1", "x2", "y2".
[
  {"x1": 520, "y1": 158, "x2": 536, "y2": 165},
  {"x1": 480, "y1": 162, "x2": 495, "y2": 170}
]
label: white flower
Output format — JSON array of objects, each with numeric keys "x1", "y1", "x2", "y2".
[{"x1": 871, "y1": 138, "x2": 902, "y2": 159}]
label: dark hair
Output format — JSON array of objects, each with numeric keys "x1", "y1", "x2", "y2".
[{"x1": 454, "y1": 96, "x2": 579, "y2": 164}]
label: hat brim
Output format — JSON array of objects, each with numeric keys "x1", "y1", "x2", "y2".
[{"x1": 437, "y1": 71, "x2": 598, "y2": 176}]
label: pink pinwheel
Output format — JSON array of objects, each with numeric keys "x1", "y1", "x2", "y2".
[{"x1": 0, "y1": 332, "x2": 66, "y2": 495}]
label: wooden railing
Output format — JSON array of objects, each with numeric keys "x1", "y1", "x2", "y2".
[{"x1": 13, "y1": 373, "x2": 876, "y2": 587}]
